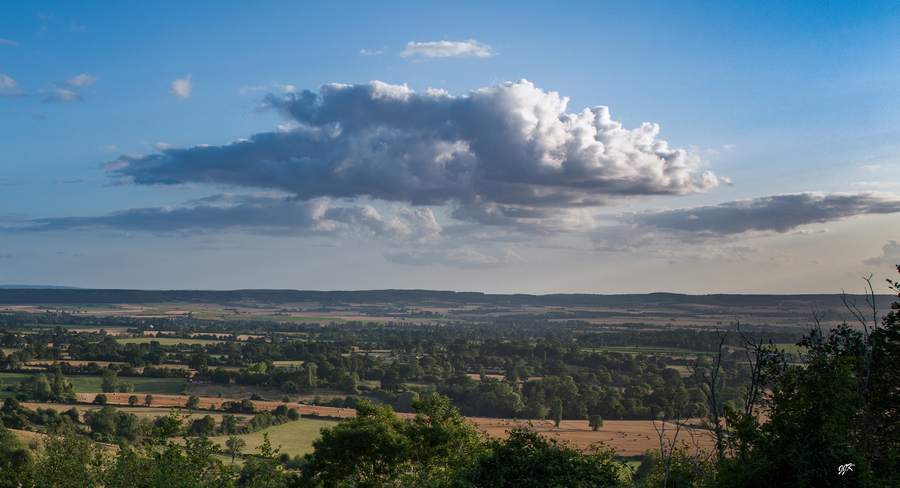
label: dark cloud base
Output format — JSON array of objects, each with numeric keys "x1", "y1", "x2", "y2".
[{"x1": 104, "y1": 80, "x2": 718, "y2": 229}]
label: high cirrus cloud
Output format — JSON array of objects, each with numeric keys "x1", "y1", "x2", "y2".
[
  {"x1": 400, "y1": 40, "x2": 492, "y2": 59},
  {"x1": 104, "y1": 80, "x2": 719, "y2": 229},
  {"x1": 631, "y1": 192, "x2": 900, "y2": 237}
]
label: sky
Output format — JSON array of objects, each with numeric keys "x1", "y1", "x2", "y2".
[{"x1": 1, "y1": 0, "x2": 899, "y2": 294}]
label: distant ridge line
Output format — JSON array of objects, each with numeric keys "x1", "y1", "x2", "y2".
[
  {"x1": 0, "y1": 285, "x2": 82, "y2": 289},
  {"x1": 0, "y1": 288, "x2": 892, "y2": 309}
]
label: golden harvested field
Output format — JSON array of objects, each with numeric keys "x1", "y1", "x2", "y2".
[{"x1": 472, "y1": 418, "x2": 716, "y2": 458}]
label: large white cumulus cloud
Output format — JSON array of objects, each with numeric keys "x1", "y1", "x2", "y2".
[{"x1": 105, "y1": 80, "x2": 718, "y2": 228}]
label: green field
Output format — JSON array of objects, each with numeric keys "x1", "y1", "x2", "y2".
[
  {"x1": 67, "y1": 376, "x2": 187, "y2": 395},
  {"x1": 211, "y1": 417, "x2": 340, "y2": 458},
  {"x1": 774, "y1": 343, "x2": 808, "y2": 354},
  {"x1": 115, "y1": 337, "x2": 226, "y2": 346},
  {"x1": 593, "y1": 346, "x2": 708, "y2": 355},
  {"x1": 25, "y1": 323, "x2": 130, "y2": 330},
  {"x1": 0, "y1": 373, "x2": 36, "y2": 398}
]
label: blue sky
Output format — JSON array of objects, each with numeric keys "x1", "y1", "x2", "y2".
[{"x1": 1, "y1": 1, "x2": 898, "y2": 293}]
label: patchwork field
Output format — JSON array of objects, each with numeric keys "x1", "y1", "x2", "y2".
[
  {"x1": 210, "y1": 417, "x2": 341, "y2": 458},
  {"x1": 59, "y1": 390, "x2": 713, "y2": 460},
  {"x1": 67, "y1": 377, "x2": 188, "y2": 395}
]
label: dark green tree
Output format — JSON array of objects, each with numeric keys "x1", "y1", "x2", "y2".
[
  {"x1": 297, "y1": 400, "x2": 411, "y2": 488},
  {"x1": 186, "y1": 395, "x2": 200, "y2": 411},
  {"x1": 101, "y1": 368, "x2": 118, "y2": 393},
  {"x1": 0, "y1": 424, "x2": 34, "y2": 487},
  {"x1": 225, "y1": 435, "x2": 246, "y2": 463},
  {"x1": 447, "y1": 428, "x2": 625, "y2": 487},
  {"x1": 713, "y1": 267, "x2": 900, "y2": 487},
  {"x1": 551, "y1": 398, "x2": 563, "y2": 427}
]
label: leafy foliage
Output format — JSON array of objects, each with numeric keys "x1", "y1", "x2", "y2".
[{"x1": 445, "y1": 428, "x2": 625, "y2": 488}]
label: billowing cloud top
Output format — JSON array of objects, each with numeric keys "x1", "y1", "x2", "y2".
[{"x1": 105, "y1": 80, "x2": 718, "y2": 227}]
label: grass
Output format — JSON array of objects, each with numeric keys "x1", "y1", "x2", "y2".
[
  {"x1": 594, "y1": 346, "x2": 707, "y2": 355},
  {"x1": 73, "y1": 404, "x2": 234, "y2": 423},
  {"x1": 774, "y1": 343, "x2": 808, "y2": 354},
  {"x1": 211, "y1": 417, "x2": 340, "y2": 458},
  {"x1": 0, "y1": 373, "x2": 35, "y2": 398},
  {"x1": 114, "y1": 337, "x2": 226, "y2": 346},
  {"x1": 67, "y1": 376, "x2": 187, "y2": 395}
]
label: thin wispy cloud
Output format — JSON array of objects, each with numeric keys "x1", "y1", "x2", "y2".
[
  {"x1": 43, "y1": 88, "x2": 82, "y2": 103},
  {"x1": 273, "y1": 82, "x2": 295, "y2": 93},
  {"x1": 53, "y1": 179, "x2": 94, "y2": 184},
  {"x1": 0, "y1": 74, "x2": 18, "y2": 89},
  {"x1": 168, "y1": 75, "x2": 192, "y2": 98},
  {"x1": 0, "y1": 38, "x2": 18, "y2": 46},
  {"x1": 17, "y1": 193, "x2": 443, "y2": 243},
  {"x1": 57, "y1": 73, "x2": 98, "y2": 88},
  {"x1": 359, "y1": 49, "x2": 384, "y2": 56},
  {"x1": 852, "y1": 181, "x2": 897, "y2": 188},
  {"x1": 630, "y1": 192, "x2": 900, "y2": 237},
  {"x1": 400, "y1": 39, "x2": 492, "y2": 59},
  {"x1": 0, "y1": 74, "x2": 26, "y2": 98},
  {"x1": 103, "y1": 80, "x2": 718, "y2": 231},
  {"x1": 385, "y1": 246, "x2": 522, "y2": 269}
]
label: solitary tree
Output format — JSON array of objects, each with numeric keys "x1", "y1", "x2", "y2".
[
  {"x1": 101, "y1": 369, "x2": 117, "y2": 393},
  {"x1": 186, "y1": 395, "x2": 200, "y2": 411},
  {"x1": 225, "y1": 436, "x2": 246, "y2": 463},
  {"x1": 551, "y1": 398, "x2": 563, "y2": 427},
  {"x1": 589, "y1": 414, "x2": 604, "y2": 431},
  {"x1": 144, "y1": 394, "x2": 153, "y2": 407},
  {"x1": 128, "y1": 395, "x2": 139, "y2": 406}
]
